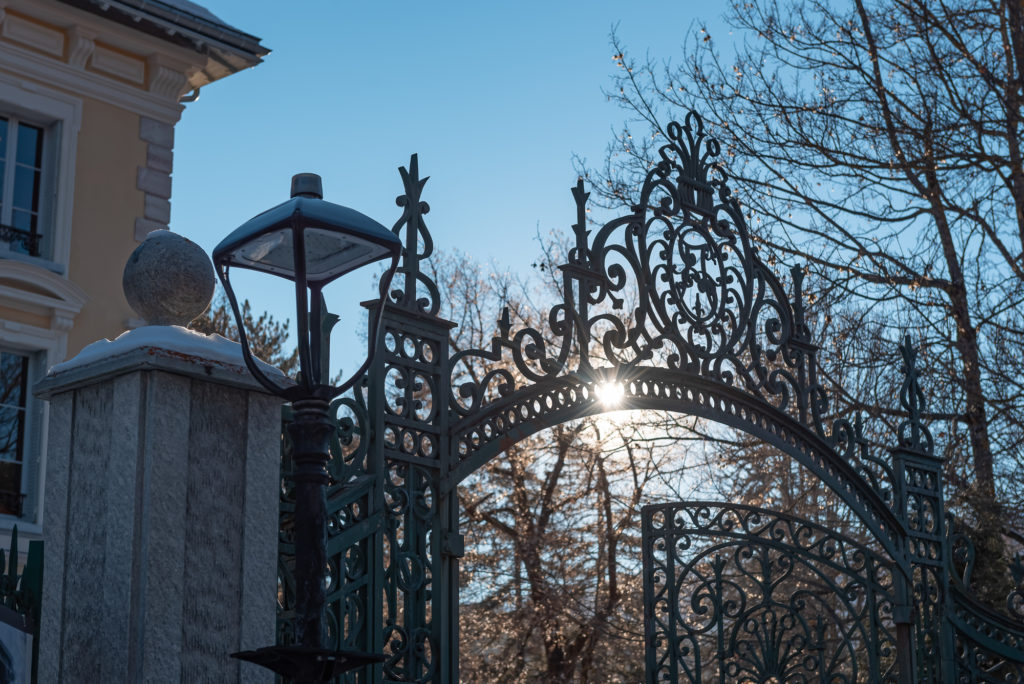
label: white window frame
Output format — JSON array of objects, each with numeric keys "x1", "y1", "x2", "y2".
[
  {"x1": 0, "y1": 261, "x2": 87, "y2": 533},
  {"x1": 0, "y1": 345, "x2": 37, "y2": 521},
  {"x1": 0, "y1": 335, "x2": 50, "y2": 534},
  {"x1": 0, "y1": 75, "x2": 80, "y2": 274},
  {"x1": 0, "y1": 115, "x2": 49, "y2": 257},
  {"x1": 0, "y1": 77, "x2": 82, "y2": 534}
]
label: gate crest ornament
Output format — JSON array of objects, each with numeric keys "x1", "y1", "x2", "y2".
[
  {"x1": 273, "y1": 110, "x2": 1024, "y2": 683},
  {"x1": 443, "y1": 112, "x2": 900, "y2": 559},
  {"x1": 451, "y1": 111, "x2": 825, "y2": 424}
]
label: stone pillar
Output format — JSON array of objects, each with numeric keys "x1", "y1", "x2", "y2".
[{"x1": 33, "y1": 231, "x2": 284, "y2": 683}]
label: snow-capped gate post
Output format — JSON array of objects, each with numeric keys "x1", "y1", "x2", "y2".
[{"x1": 33, "y1": 230, "x2": 282, "y2": 683}]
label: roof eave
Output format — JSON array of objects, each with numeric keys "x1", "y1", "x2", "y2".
[{"x1": 57, "y1": 0, "x2": 269, "y2": 71}]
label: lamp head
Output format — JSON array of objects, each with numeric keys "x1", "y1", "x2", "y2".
[
  {"x1": 213, "y1": 173, "x2": 402, "y2": 286},
  {"x1": 212, "y1": 173, "x2": 402, "y2": 400}
]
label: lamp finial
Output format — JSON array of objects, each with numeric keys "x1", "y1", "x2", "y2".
[{"x1": 291, "y1": 173, "x2": 323, "y2": 199}]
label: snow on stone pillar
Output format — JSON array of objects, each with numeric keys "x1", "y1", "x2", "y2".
[{"x1": 34, "y1": 230, "x2": 284, "y2": 683}]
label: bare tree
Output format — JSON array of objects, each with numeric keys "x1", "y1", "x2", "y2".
[
  {"x1": 427, "y1": 251, "x2": 709, "y2": 680},
  {"x1": 585, "y1": 0, "x2": 1024, "y2": 603}
]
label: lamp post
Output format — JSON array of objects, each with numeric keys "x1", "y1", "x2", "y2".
[{"x1": 214, "y1": 173, "x2": 401, "y2": 682}]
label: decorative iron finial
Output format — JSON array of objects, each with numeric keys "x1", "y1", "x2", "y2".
[
  {"x1": 652, "y1": 111, "x2": 726, "y2": 216},
  {"x1": 790, "y1": 265, "x2": 811, "y2": 342},
  {"x1": 854, "y1": 412, "x2": 869, "y2": 463},
  {"x1": 497, "y1": 306, "x2": 512, "y2": 341},
  {"x1": 391, "y1": 154, "x2": 440, "y2": 315},
  {"x1": 569, "y1": 177, "x2": 590, "y2": 266},
  {"x1": 898, "y1": 335, "x2": 934, "y2": 456}
]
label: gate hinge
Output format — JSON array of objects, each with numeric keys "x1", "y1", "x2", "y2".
[{"x1": 442, "y1": 532, "x2": 465, "y2": 558}]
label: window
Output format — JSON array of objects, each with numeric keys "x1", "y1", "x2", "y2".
[
  {"x1": 0, "y1": 118, "x2": 45, "y2": 258},
  {"x1": 0, "y1": 264, "x2": 86, "y2": 528},
  {"x1": 0, "y1": 80, "x2": 82, "y2": 528},
  {"x1": 0, "y1": 351, "x2": 28, "y2": 518},
  {"x1": 0, "y1": 118, "x2": 46, "y2": 259},
  {"x1": 0, "y1": 77, "x2": 81, "y2": 272}
]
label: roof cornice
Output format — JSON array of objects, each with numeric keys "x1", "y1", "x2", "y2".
[
  {"x1": 0, "y1": 0, "x2": 268, "y2": 113},
  {"x1": 61, "y1": 0, "x2": 266, "y2": 59},
  {"x1": 52, "y1": 0, "x2": 267, "y2": 86}
]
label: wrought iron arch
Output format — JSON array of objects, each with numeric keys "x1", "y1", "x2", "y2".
[
  {"x1": 444, "y1": 112, "x2": 903, "y2": 561},
  {"x1": 274, "y1": 111, "x2": 1024, "y2": 683},
  {"x1": 447, "y1": 367, "x2": 902, "y2": 552}
]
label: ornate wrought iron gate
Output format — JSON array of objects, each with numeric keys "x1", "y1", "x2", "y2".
[
  {"x1": 643, "y1": 502, "x2": 899, "y2": 682},
  {"x1": 275, "y1": 110, "x2": 1024, "y2": 682}
]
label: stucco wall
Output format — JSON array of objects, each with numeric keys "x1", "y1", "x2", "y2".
[{"x1": 66, "y1": 95, "x2": 147, "y2": 356}]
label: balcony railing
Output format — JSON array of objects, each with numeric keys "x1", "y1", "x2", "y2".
[
  {"x1": 0, "y1": 225, "x2": 40, "y2": 257},
  {"x1": 0, "y1": 490, "x2": 25, "y2": 517}
]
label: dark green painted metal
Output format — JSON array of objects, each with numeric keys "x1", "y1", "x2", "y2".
[
  {"x1": 274, "y1": 112, "x2": 1024, "y2": 682},
  {"x1": 642, "y1": 502, "x2": 900, "y2": 682},
  {"x1": 0, "y1": 527, "x2": 43, "y2": 682}
]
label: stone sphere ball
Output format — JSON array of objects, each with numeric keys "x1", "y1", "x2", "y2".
[{"x1": 123, "y1": 230, "x2": 215, "y2": 326}]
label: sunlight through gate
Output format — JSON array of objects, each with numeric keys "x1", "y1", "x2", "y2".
[{"x1": 274, "y1": 110, "x2": 1024, "y2": 683}]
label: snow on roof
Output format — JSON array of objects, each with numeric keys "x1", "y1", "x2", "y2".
[
  {"x1": 151, "y1": 0, "x2": 244, "y2": 35},
  {"x1": 65, "y1": 0, "x2": 267, "y2": 60}
]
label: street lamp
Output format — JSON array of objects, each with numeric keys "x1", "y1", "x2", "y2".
[{"x1": 215, "y1": 173, "x2": 401, "y2": 681}]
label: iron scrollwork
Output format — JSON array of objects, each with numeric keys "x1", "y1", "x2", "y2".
[
  {"x1": 446, "y1": 112, "x2": 902, "y2": 558},
  {"x1": 272, "y1": 110, "x2": 1024, "y2": 683},
  {"x1": 278, "y1": 388, "x2": 376, "y2": 660},
  {"x1": 451, "y1": 113, "x2": 833, "y2": 428},
  {"x1": 642, "y1": 502, "x2": 899, "y2": 683}
]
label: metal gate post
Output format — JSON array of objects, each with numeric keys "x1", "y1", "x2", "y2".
[
  {"x1": 891, "y1": 336, "x2": 953, "y2": 682},
  {"x1": 370, "y1": 155, "x2": 459, "y2": 683},
  {"x1": 892, "y1": 566, "x2": 916, "y2": 683}
]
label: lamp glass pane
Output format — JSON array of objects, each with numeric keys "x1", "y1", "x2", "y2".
[
  {"x1": 304, "y1": 227, "x2": 389, "y2": 282},
  {"x1": 235, "y1": 228, "x2": 295, "y2": 275}
]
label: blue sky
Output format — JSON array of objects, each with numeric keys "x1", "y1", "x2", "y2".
[{"x1": 171, "y1": 1, "x2": 732, "y2": 371}]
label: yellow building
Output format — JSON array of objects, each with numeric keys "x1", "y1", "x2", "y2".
[{"x1": 0, "y1": 0, "x2": 265, "y2": 529}]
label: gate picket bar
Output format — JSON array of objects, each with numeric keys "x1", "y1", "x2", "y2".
[{"x1": 272, "y1": 111, "x2": 1024, "y2": 682}]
